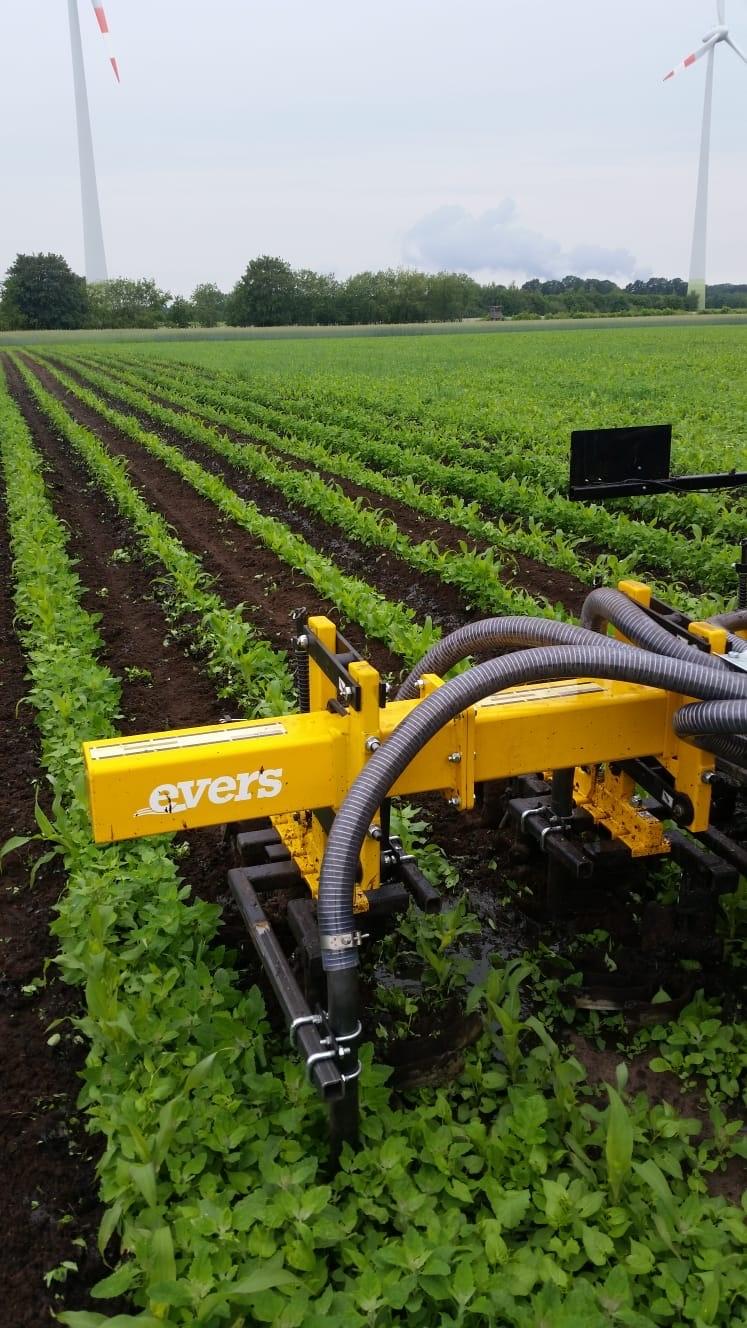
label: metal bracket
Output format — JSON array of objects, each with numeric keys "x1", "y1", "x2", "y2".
[
  {"x1": 726, "y1": 651, "x2": 747, "y2": 674},
  {"x1": 302, "y1": 1015, "x2": 362, "y2": 1086},
  {"x1": 304, "y1": 622, "x2": 364, "y2": 711}
]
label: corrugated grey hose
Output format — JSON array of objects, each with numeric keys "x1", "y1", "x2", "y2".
[
  {"x1": 395, "y1": 616, "x2": 630, "y2": 701},
  {"x1": 318, "y1": 644, "x2": 747, "y2": 981},
  {"x1": 580, "y1": 587, "x2": 728, "y2": 670},
  {"x1": 709, "y1": 610, "x2": 747, "y2": 634},
  {"x1": 673, "y1": 700, "x2": 747, "y2": 767}
]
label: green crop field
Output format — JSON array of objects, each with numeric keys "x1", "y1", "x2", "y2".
[{"x1": 0, "y1": 325, "x2": 746, "y2": 1327}]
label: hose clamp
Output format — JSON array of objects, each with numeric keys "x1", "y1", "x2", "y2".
[{"x1": 320, "y1": 931, "x2": 368, "y2": 952}]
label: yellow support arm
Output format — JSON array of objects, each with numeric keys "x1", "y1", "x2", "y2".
[{"x1": 84, "y1": 674, "x2": 712, "y2": 845}]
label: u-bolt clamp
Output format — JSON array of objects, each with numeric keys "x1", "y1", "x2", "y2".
[
  {"x1": 331, "y1": 1019, "x2": 363, "y2": 1046},
  {"x1": 288, "y1": 1011, "x2": 324, "y2": 1049},
  {"x1": 305, "y1": 1045, "x2": 337, "y2": 1082},
  {"x1": 329, "y1": 1018, "x2": 363, "y2": 1088},
  {"x1": 538, "y1": 823, "x2": 563, "y2": 848},
  {"x1": 301, "y1": 1016, "x2": 364, "y2": 1085},
  {"x1": 520, "y1": 805, "x2": 543, "y2": 831}
]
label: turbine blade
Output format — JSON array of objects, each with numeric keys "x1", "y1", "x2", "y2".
[
  {"x1": 725, "y1": 33, "x2": 747, "y2": 62},
  {"x1": 717, "y1": 0, "x2": 725, "y2": 22},
  {"x1": 90, "y1": 1, "x2": 121, "y2": 81},
  {"x1": 663, "y1": 41, "x2": 714, "y2": 80}
]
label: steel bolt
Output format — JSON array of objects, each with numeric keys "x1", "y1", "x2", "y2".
[
  {"x1": 447, "y1": 752, "x2": 462, "y2": 764},
  {"x1": 295, "y1": 634, "x2": 309, "y2": 650},
  {"x1": 630, "y1": 794, "x2": 643, "y2": 807},
  {"x1": 368, "y1": 824, "x2": 382, "y2": 840},
  {"x1": 701, "y1": 770, "x2": 717, "y2": 784},
  {"x1": 365, "y1": 736, "x2": 381, "y2": 753},
  {"x1": 447, "y1": 795, "x2": 461, "y2": 808}
]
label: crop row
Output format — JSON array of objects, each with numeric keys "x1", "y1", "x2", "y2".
[
  {"x1": 35, "y1": 352, "x2": 562, "y2": 623},
  {"x1": 60, "y1": 349, "x2": 738, "y2": 602},
  {"x1": 10, "y1": 357, "x2": 295, "y2": 717},
  {"x1": 60, "y1": 350, "x2": 602, "y2": 588},
  {"x1": 0, "y1": 369, "x2": 321, "y2": 1324},
  {"x1": 15, "y1": 355, "x2": 442, "y2": 669},
  {"x1": 74, "y1": 347, "x2": 746, "y2": 547}
]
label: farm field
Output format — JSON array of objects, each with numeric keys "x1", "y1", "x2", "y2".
[
  {"x1": 1, "y1": 311, "x2": 747, "y2": 348},
  {"x1": 0, "y1": 325, "x2": 746, "y2": 1327}
]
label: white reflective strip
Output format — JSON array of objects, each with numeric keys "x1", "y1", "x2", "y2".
[
  {"x1": 89, "y1": 723, "x2": 287, "y2": 760},
  {"x1": 477, "y1": 682, "x2": 604, "y2": 709}
]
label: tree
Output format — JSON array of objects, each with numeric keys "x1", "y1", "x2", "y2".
[
  {"x1": 294, "y1": 269, "x2": 339, "y2": 325},
  {"x1": 87, "y1": 278, "x2": 171, "y2": 328},
  {"x1": 226, "y1": 256, "x2": 297, "y2": 326},
  {"x1": 0, "y1": 253, "x2": 88, "y2": 330},
  {"x1": 425, "y1": 272, "x2": 479, "y2": 321},
  {"x1": 340, "y1": 271, "x2": 381, "y2": 324},
  {"x1": 168, "y1": 297, "x2": 194, "y2": 327},
  {"x1": 191, "y1": 283, "x2": 228, "y2": 327}
]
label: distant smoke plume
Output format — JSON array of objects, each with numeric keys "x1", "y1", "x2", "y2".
[{"x1": 403, "y1": 201, "x2": 639, "y2": 281}]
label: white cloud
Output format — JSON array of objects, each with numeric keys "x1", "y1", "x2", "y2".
[{"x1": 403, "y1": 202, "x2": 641, "y2": 283}]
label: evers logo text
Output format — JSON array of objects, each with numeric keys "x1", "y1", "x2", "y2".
[{"x1": 135, "y1": 768, "x2": 283, "y2": 818}]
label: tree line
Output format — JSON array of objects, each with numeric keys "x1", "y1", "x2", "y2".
[{"x1": 1, "y1": 251, "x2": 745, "y2": 332}]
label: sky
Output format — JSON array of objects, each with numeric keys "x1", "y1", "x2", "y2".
[{"x1": 0, "y1": 1, "x2": 746, "y2": 294}]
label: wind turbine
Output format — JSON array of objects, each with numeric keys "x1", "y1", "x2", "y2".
[
  {"x1": 67, "y1": 0, "x2": 120, "y2": 284},
  {"x1": 664, "y1": 2, "x2": 747, "y2": 310}
]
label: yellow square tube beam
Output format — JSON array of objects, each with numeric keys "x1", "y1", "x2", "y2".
[
  {"x1": 84, "y1": 713, "x2": 349, "y2": 843},
  {"x1": 84, "y1": 675, "x2": 710, "y2": 845},
  {"x1": 382, "y1": 679, "x2": 678, "y2": 801}
]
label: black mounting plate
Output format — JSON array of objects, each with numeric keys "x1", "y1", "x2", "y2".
[
  {"x1": 569, "y1": 424, "x2": 747, "y2": 500},
  {"x1": 570, "y1": 425, "x2": 672, "y2": 500}
]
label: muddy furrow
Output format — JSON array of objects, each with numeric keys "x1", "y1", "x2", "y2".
[
  {"x1": 13, "y1": 357, "x2": 401, "y2": 678},
  {"x1": 40, "y1": 355, "x2": 586, "y2": 620}
]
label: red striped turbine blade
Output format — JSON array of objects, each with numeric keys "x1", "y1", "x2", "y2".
[
  {"x1": 89, "y1": 0, "x2": 121, "y2": 82},
  {"x1": 92, "y1": 3, "x2": 109, "y2": 34},
  {"x1": 663, "y1": 41, "x2": 712, "y2": 80}
]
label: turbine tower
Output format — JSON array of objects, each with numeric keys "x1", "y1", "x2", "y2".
[
  {"x1": 67, "y1": 0, "x2": 120, "y2": 284},
  {"x1": 664, "y1": 0, "x2": 747, "y2": 310}
]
